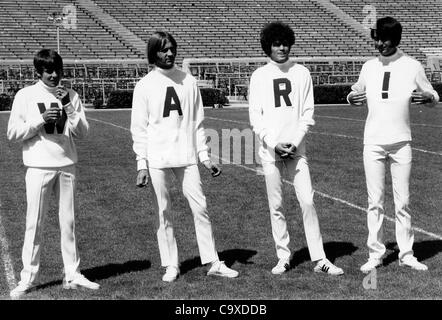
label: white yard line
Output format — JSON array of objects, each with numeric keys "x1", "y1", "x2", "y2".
[
  {"x1": 205, "y1": 116, "x2": 442, "y2": 156},
  {"x1": 87, "y1": 117, "x2": 442, "y2": 241},
  {"x1": 0, "y1": 201, "x2": 17, "y2": 291},
  {"x1": 310, "y1": 130, "x2": 362, "y2": 140},
  {"x1": 315, "y1": 115, "x2": 442, "y2": 128},
  {"x1": 315, "y1": 115, "x2": 365, "y2": 122},
  {"x1": 87, "y1": 117, "x2": 130, "y2": 131}
]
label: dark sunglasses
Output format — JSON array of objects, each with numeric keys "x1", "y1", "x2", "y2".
[{"x1": 272, "y1": 40, "x2": 290, "y2": 47}]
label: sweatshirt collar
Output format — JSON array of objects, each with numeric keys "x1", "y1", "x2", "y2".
[
  {"x1": 155, "y1": 65, "x2": 177, "y2": 75},
  {"x1": 268, "y1": 59, "x2": 295, "y2": 72},
  {"x1": 37, "y1": 80, "x2": 58, "y2": 94},
  {"x1": 378, "y1": 48, "x2": 404, "y2": 65}
]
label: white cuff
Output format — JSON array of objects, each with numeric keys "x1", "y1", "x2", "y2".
[
  {"x1": 137, "y1": 159, "x2": 148, "y2": 171},
  {"x1": 198, "y1": 150, "x2": 210, "y2": 163},
  {"x1": 263, "y1": 136, "x2": 277, "y2": 150},
  {"x1": 32, "y1": 114, "x2": 46, "y2": 128},
  {"x1": 63, "y1": 103, "x2": 75, "y2": 116}
]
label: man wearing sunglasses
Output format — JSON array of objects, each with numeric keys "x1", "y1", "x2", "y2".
[{"x1": 348, "y1": 17, "x2": 439, "y2": 273}]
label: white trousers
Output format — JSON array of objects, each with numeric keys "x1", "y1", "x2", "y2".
[
  {"x1": 19, "y1": 166, "x2": 80, "y2": 285},
  {"x1": 149, "y1": 165, "x2": 219, "y2": 268},
  {"x1": 262, "y1": 157, "x2": 326, "y2": 262},
  {"x1": 363, "y1": 142, "x2": 414, "y2": 260}
]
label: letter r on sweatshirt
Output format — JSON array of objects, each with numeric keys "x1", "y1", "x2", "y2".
[
  {"x1": 273, "y1": 78, "x2": 292, "y2": 107},
  {"x1": 163, "y1": 86, "x2": 183, "y2": 117}
]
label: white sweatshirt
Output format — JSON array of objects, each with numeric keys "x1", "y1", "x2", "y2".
[
  {"x1": 130, "y1": 66, "x2": 209, "y2": 170},
  {"x1": 249, "y1": 59, "x2": 315, "y2": 162},
  {"x1": 349, "y1": 49, "x2": 439, "y2": 145},
  {"x1": 7, "y1": 80, "x2": 89, "y2": 168}
]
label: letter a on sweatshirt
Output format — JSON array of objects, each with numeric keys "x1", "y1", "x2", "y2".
[{"x1": 163, "y1": 86, "x2": 183, "y2": 117}]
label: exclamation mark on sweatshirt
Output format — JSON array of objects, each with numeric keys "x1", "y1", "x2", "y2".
[{"x1": 382, "y1": 72, "x2": 390, "y2": 99}]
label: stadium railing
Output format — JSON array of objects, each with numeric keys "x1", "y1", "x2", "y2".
[{"x1": 1, "y1": 56, "x2": 441, "y2": 105}]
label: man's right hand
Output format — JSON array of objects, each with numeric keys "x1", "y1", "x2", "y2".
[
  {"x1": 42, "y1": 108, "x2": 61, "y2": 123},
  {"x1": 348, "y1": 91, "x2": 367, "y2": 106},
  {"x1": 275, "y1": 142, "x2": 296, "y2": 158},
  {"x1": 136, "y1": 169, "x2": 149, "y2": 187}
]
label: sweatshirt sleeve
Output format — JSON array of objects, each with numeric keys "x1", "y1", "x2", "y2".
[
  {"x1": 415, "y1": 63, "x2": 440, "y2": 107},
  {"x1": 130, "y1": 82, "x2": 149, "y2": 170},
  {"x1": 7, "y1": 90, "x2": 45, "y2": 142},
  {"x1": 194, "y1": 84, "x2": 209, "y2": 163},
  {"x1": 292, "y1": 69, "x2": 315, "y2": 148},
  {"x1": 248, "y1": 71, "x2": 277, "y2": 149},
  {"x1": 347, "y1": 63, "x2": 367, "y2": 103},
  {"x1": 63, "y1": 91, "x2": 89, "y2": 139}
]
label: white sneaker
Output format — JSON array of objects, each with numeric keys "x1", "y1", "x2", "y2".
[
  {"x1": 360, "y1": 258, "x2": 382, "y2": 273},
  {"x1": 10, "y1": 282, "x2": 37, "y2": 299},
  {"x1": 207, "y1": 261, "x2": 239, "y2": 278},
  {"x1": 162, "y1": 266, "x2": 179, "y2": 282},
  {"x1": 314, "y1": 258, "x2": 344, "y2": 275},
  {"x1": 63, "y1": 273, "x2": 100, "y2": 290},
  {"x1": 399, "y1": 255, "x2": 428, "y2": 271},
  {"x1": 271, "y1": 259, "x2": 290, "y2": 275}
]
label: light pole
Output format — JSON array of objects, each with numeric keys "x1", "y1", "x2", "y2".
[{"x1": 47, "y1": 12, "x2": 65, "y2": 53}]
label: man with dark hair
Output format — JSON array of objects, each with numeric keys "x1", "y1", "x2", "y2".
[
  {"x1": 259, "y1": 21, "x2": 295, "y2": 56},
  {"x1": 249, "y1": 22, "x2": 344, "y2": 276},
  {"x1": 348, "y1": 16, "x2": 439, "y2": 273},
  {"x1": 7, "y1": 49, "x2": 99, "y2": 298},
  {"x1": 131, "y1": 31, "x2": 239, "y2": 282},
  {"x1": 146, "y1": 31, "x2": 178, "y2": 66}
]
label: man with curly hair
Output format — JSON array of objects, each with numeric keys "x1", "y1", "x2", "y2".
[{"x1": 249, "y1": 22, "x2": 344, "y2": 276}]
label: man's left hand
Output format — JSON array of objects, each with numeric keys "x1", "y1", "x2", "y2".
[
  {"x1": 411, "y1": 91, "x2": 434, "y2": 104},
  {"x1": 202, "y1": 160, "x2": 222, "y2": 177},
  {"x1": 55, "y1": 86, "x2": 71, "y2": 106},
  {"x1": 280, "y1": 144, "x2": 297, "y2": 159}
]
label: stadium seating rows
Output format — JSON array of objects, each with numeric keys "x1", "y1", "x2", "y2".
[
  {"x1": 0, "y1": 0, "x2": 140, "y2": 59},
  {"x1": 93, "y1": 0, "x2": 375, "y2": 60},
  {"x1": 1, "y1": 0, "x2": 441, "y2": 62},
  {"x1": 1, "y1": 0, "x2": 441, "y2": 102},
  {"x1": 330, "y1": 0, "x2": 442, "y2": 62}
]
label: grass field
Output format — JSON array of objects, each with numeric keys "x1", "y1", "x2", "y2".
[{"x1": 0, "y1": 103, "x2": 441, "y2": 301}]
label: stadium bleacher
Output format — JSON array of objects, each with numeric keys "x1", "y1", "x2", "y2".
[
  {"x1": 0, "y1": 0, "x2": 140, "y2": 60},
  {"x1": 0, "y1": 0, "x2": 441, "y2": 103},
  {"x1": 93, "y1": 0, "x2": 375, "y2": 59},
  {"x1": 330, "y1": 0, "x2": 442, "y2": 63}
]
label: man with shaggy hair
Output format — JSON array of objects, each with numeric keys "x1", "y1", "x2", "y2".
[
  {"x1": 131, "y1": 31, "x2": 239, "y2": 282},
  {"x1": 249, "y1": 22, "x2": 344, "y2": 276}
]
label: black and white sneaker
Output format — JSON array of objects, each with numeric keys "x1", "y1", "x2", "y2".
[
  {"x1": 271, "y1": 259, "x2": 290, "y2": 275},
  {"x1": 314, "y1": 258, "x2": 344, "y2": 275},
  {"x1": 162, "y1": 266, "x2": 180, "y2": 282},
  {"x1": 10, "y1": 282, "x2": 38, "y2": 299}
]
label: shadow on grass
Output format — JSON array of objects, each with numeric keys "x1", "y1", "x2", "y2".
[
  {"x1": 290, "y1": 241, "x2": 358, "y2": 267},
  {"x1": 36, "y1": 259, "x2": 151, "y2": 289},
  {"x1": 383, "y1": 240, "x2": 442, "y2": 266},
  {"x1": 179, "y1": 248, "x2": 257, "y2": 275}
]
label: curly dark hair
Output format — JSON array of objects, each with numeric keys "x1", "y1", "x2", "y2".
[{"x1": 260, "y1": 21, "x2": 295, "y2": 56}]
